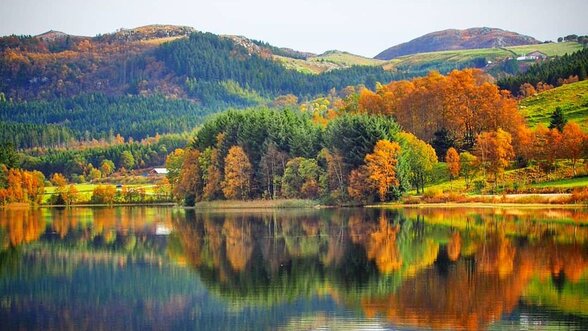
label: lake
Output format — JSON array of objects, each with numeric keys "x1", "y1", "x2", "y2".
[{"x1": 1, "y1": 206, "x2": 588, "y2": 330}]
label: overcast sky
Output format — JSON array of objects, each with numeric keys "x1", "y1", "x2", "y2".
[{"x1": 1, "y1": 0, "x2": 586, "y2": 57}]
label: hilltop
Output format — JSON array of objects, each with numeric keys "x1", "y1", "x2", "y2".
[{"x1": 375, "y1": 27, "x2": 540, "y2": 60}]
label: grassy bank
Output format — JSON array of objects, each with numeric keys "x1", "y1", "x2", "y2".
[{"x1": 193, "y1": 199, "x2": 320, "y2": 209}]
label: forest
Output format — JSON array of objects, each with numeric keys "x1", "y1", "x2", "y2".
[{"x1": 0, "y1": 94, "x2": 208, "y2": 148}]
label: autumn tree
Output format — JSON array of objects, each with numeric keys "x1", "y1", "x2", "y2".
[
  {"x1": 100, "y1": 159, "x2": 115, "y2": 176},
  {"x1": 365, "y1": 139, "x2": 401, "y2": 201},
  {"x1": 222, "y1": 146, "x2": 252, "y2": 200},
  {"x1": 446, "y1": 147, "x2": 460, "y2": 186},
  {"x1": 174, "y1": 148, "x2": 203, "y2": 205},
  {"x1": 446, "y1": 148, "x2": 460, "y2": 179},
  {"x1": 59, "y1": 185, "x2": 79, "y2": 206},
  {"x1": 364, "y1": 69, "x2": 525, "y2": 150},
  {"x1": 348, "y1": 166, "x2": 374, "y2": 202},
  {"x1": 0, "y1": 168, "x2": 45, "y2": 205},
  {"x1": 561, "y1": 122, "x2": 588, "y2": 175},
  {"x1": 51, "y1": 173, "x2": 68, "y2": 187},
  {"x1": 398, "y1": 132, "x2": 438, "y2": 194},
  {"x1": 91, "y1": 185, "x2": 116, "y2": 204},
  {"x1": 519, "y1": 83, "x2": 537, "y2": 98},
  {"x1": 474, "y1": 129, "x2": 515, "y2": 190}
]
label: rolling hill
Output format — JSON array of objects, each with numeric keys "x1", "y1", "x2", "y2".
[
  {"x1": 375, "y1": 27, "x2": 541, "y2": 60},
  {"x1": 520, "y1": 80, "x2": 588, "y2": 130}
]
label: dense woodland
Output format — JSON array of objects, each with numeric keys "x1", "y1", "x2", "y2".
[{"x1": 0, "y1": 94, "x2": 208, "y2": 148}]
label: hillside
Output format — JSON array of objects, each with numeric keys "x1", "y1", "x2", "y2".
[
  {"x1": 0, "y1": 26, "x2": 398, "y2": 148},
  {"x1": 276, "y1": 42, "x2": 582, "y2": 77},
  {"x1": 520, "y1": 80, "x2": 588, "y2": 130},
  {"x1": 375, "y1": 27, "x2": 540, "y2": 60},
  {"x1": 382, "y1": 42, "x2": 583, "y2": 78}
]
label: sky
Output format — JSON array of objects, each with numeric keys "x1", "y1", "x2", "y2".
[{"x1": 1, "y1": 0, "x2": 587, "y2": 57}]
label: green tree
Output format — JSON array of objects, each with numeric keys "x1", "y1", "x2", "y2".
[
  {"x1": 459, "y1": 152, "x2": 478, "y2": 189},
  {"x1": 0, "y1": 143, "x2": 19, "y2": 169},
  {"x1": 398, "y1": 132, "x2": 438, "y2": 194},
  {"x1": 120, "y1": 151, "x2": 135, "y2": 170},
  {"x1": 549, "y1": 107, "x2": 568, "y2": 132}
]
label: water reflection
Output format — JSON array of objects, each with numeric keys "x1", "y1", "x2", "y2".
[{"x1": 1, "y1": 206, "x2": 587, "y2": 330}]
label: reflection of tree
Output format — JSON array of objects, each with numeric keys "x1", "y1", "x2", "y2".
[
  {"x1": 224, "y1": 215, "x2": 253, "y2": 272},
  {"x1": 447, "y1": 232, "x2": 461, "y2": 261},
  {"x1": 361, "y1": 255, "x2": 527, "y2": 330},
  {"x1": 3, "y1": 206, "x2": 588, "y2": 329},
  {"x1": 0, "y1": 208, "x2": 44, "y2": 247}
]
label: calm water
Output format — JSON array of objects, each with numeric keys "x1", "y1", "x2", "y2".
[{"x1": 1, "y1": 206, "x2": 588, "y2": 330}]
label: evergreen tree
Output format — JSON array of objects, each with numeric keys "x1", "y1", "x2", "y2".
[{"x1": 549, "y1": 107, "x2": 568, "y2": 132}]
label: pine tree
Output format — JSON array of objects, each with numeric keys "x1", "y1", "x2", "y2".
[{"x1": 549, "y1": 107, "x2": 568, "y2": 132}]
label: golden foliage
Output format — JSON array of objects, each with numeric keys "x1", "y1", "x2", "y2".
[
  {"x1": 364, "y1": 140, "x2": 401, "y2": 201},
  {"x1": 446, "y1": 147, "x2": 460, "y2": 179},
  {"x1": 222, "y1": 146, "x2": 252, "y2": 200}
]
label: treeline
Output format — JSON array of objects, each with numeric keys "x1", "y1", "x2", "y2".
[
  {"x1": 498, "y1": 48, "x2": 588, "y2": 95},
  {"x1": 0, "y1": 94, "x2": 210, "y2": 148},
  {"x1": 21, "y1": 134, "x2": 188, "y2": 178},
  {"x1": 394, "y1": 56, "x2": 488, "y2": 79},
  {"x1": 156, "y1": 32, "x2": 399, "y2": 97}
]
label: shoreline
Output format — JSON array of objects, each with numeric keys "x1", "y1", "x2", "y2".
[{"x1": 2, "y1": 195, "x2": 587, "y2": 210}]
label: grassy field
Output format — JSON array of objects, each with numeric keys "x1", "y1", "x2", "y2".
[
  {"x1": 531, "y1": 176, "x2": 588, "y2": 189},
  {"x1": 43, "y1": 184, "x2": 157, "y2": 204},
  {"x1": 520, "y1": 80, "x2": 588, "y2": 131}
]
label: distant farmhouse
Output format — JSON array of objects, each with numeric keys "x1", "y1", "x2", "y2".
[
  {"x1": 516, "y1": 51, "x2": 548, "y2": 61},
  {"x1": 148, "y1": 168, "x2": 168, "y2": 176}
]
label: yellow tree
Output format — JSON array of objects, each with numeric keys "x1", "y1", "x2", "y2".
[
  {"x1": 475, "y1": 129, "x2": 515, "y2": 190},
  {"x1": 222, "y1": 146, "x2": 252, "y2": 200},
  {"x1": 51, "y1": 173, "x2": 68, "y2": 187},
  {"x1": 165, "y1": 148, "x2": 185, "y2": 186},
  {"x1": 365, "y1": 140, "x2": 401, "y2": 201}
]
